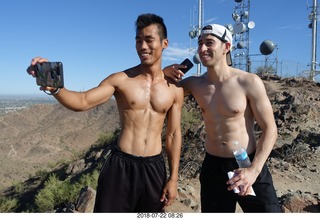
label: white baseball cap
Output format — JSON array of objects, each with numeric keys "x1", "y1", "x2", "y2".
[{"x1": 199, "y1": 24, "x2": 233, "y2": 66}]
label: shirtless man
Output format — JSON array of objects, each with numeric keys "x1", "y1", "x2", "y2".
[
  {"x1": 26, "y1": 13, "x2": 184, "y2": 212},
  {"x1": 164, "y1": 24, "x2": 281, "y2": 212}
]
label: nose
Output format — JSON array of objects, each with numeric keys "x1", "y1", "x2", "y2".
[
  {"x1": 137, "y1": 40, "x2": 148, "y2": 50},
  {"x1": 198, "y1": 44, "x2": 207, "y2": 53}
]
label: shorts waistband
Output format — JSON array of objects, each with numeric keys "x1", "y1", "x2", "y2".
[
  {"x1": 205, "y1": 151, "x2": 255, "y2": 162},
  {"x1": 113, "y1": 146, "x2": 163, "y2": 163}
]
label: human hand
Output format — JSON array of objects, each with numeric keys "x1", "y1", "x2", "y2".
[
  {"x1": 26, "y1": 57, "x2": 57, "y2": 93},
  {"x1": 160, "y1": 179, "x2": 178, "y2": 210},
  {"x1": 26, "y1": 56, "x2": 48, "y2": 77},
  {"x1": 163, "y1": 64, "x2": 186, "y2": 82},
  {"x1": 227, "y1": 167, "x2": 258, "y2": 196}
]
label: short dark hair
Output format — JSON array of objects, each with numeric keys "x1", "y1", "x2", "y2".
[{"x1": 135, "y1": 13, "x2": 167, "y2": 41}]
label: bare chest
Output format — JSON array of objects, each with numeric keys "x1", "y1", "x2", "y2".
[
  {"x1": 115, "y1": 78, "x2": 174, "y2": 114},
  {"x1": 191, "y1": 83, "x2": 247, "y2": 117}
]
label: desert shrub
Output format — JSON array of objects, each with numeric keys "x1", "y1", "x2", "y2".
[
  {"x1": 34, "y1": 169, "x2": 100, "y2": 212},
  {"x1": 96, "y1": 131, "x2": 116, "y2": 147},
  {"x1": 35, "y1": 174, "x2": 76, "y2": 212},
  {"x1": 181, "y1": 105, "x2": 202, "y2": 132},
  {"x1": 0, "y1": 197, "x2": 18, "y2": 212}
]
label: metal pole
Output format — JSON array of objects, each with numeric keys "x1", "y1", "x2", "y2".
[
  {"x1": 197, "y1": 0, "x2": 203, "y2": 76},
  {"x1": 311, "y1": 0, "x2": 318, "y2": 81}
]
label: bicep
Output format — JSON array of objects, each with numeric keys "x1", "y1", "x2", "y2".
[
  {"x1": 167, "y1": 89, "x2": 184, "y2": 134},
  {"x1": 82, "y1": 75, "x2": 116, "y2": 109},
  {"x1": 247, "y1": 77, "x2": 275, "y2": 129}
]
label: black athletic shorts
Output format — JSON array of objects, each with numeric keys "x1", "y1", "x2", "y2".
[
  {"x1": 94, "y1": 147, "x2": 167, "y2": 212},
  {"x1": 200, "y1": 152, "x2": 282, "y2": 213}
]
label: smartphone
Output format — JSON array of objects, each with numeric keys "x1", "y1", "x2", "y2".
[
  {"x1": 35, "y1": 62, "x2": 64, "y2": 88},
  {"x1": 179, "y1": 58, "x2": 194, "y2": 73}
]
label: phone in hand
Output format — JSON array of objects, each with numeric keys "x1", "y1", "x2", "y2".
[
  {"x1": 179, "y1": 58, "x2": 194, "y2": 73},
  {"x1": 35, "y1": 62, "x2": 64, "y2": 88}
]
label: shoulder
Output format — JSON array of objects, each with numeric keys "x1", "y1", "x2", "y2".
[
  {"x1": 235, "y1": 69, "x2": 264, "y2": 87},
  {"x1": 181, "y1": 74, "x2": 206, "y2": 87},
  {"x1": 234, "y1": 69, "x2": 267, "y2": 97}
]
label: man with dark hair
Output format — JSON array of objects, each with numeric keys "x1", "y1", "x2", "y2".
[
  {"x1": 27, "y1": 13, "x2": 184, "y2": 213},
  {"x1": 164, "y1": 24, "x2": 281, "y2": 212}
]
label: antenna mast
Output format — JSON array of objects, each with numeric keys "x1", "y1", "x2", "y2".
[
  {"x1": 196, "y1": 0, "x2": 203, "y2": 76},
  {"x1": 309, "y1": 0, "x2": 318, "y2": 81}
]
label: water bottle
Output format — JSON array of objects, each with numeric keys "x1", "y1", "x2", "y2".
[
  {"x1": 233, "y1": 144, "x2": 251, "y2": 168},
  {"x1": 229, "y1": 141, "x2": 256, "y2": 196}
]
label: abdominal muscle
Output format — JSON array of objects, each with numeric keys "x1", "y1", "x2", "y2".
[
  {"x1": 203, "y1": 114, "x2": 256, "y2": 158},
  {"x1": 117, "y1": 108, "x2": 166, "y2": 157}
]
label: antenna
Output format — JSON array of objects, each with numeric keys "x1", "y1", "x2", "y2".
[
  {"x1": 307, "y1": 0, "x2": 319, "y2": 81},
  {"x1": 231, "y1": 0, "x2": 253, "y2": 72},
  {"x1": 188, "y1": 0, "x2": 203, "y2": 76}
]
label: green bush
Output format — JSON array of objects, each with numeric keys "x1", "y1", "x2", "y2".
[
  {"x1": 35, "y1": 169, "x2": 100, "y2": 212},
  {"x1": 181, "y1": 105, "x2": 202, "y2": 131},
  {"x1": 0, "y1": 197, "x2": 18, "y2": 212}
]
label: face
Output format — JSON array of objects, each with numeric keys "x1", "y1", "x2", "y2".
[
  {"x1": 135, "y1": 24, "x2": 168, "y2": 66},
  {"x1": 197, "y1": 34, "x2": 229, "y2": 67}
]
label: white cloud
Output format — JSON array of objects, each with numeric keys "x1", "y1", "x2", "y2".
[{"x1": 163, "y1": 47, "x2": 195, "y2": 61}]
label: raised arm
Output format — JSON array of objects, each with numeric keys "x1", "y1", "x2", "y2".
[{"x1": 27, "y1": 57, "x2": 116, "y2": 111}]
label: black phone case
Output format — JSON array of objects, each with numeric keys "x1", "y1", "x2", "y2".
[
  {"x1": 179, "y1": 58, "x2": 194, "y2": 73},
  {"x1": 35, "y1": 62, "x2": 64, "y2": 88}
]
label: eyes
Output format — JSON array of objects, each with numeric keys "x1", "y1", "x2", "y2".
[
  {"x1": 136, "y1": 37, "x2": 156, "y2": 45},
  {"x1": 198, "y1": 40, "x2": 215, "y2": 47}
]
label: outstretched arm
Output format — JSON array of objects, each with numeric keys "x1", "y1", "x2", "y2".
[{"x1": 27, "y1": 57, "x2": 116, "y2": 111}]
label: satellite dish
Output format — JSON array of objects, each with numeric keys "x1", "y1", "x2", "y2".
[
  {"x1": 226, "y1": 24, "x2": 234, "y2": 34},
  {"x1": 237, "y1": 41, "x2": 245, "y2": 49},
  {"x1": 232, "y1": 12, "x2": 240, "y2": 22},
  {"x1": 248, "y1": 21, "x2": 255, "y2": 29},
  {"x1": 234, "y1": 0, "x2": 242, "y2": 2},
  {"x1": 260, "y1": 40, "x2": 276, "y2": 55},
  {"x1": 193, "y1": 53, "x2": 201, "y2": 64},
  {"x1": 233, "y1": 22, "x2": 246, "y2": 34},
  {"x1": 189, "y1": 30, "x2": 197, "y2": 39},
  {"x1": 308, "y1": 22, "x2": 313, "y2": 29},
  {"x1": 242, "y1": 11, "x2": 249, "y2": 19}
]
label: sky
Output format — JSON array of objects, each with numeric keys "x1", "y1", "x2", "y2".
[{"x1": 1, "y1": 0, "x2": 319, "y2": 95}]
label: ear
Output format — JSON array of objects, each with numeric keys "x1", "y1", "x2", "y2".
[
  {"x1": 225, "y1": 41, "x2": 231, "y2": 52},
  {"x1": 162, "y1": 39, "x2": 169, "y2": 49}
]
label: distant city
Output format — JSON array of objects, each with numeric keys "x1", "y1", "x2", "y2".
[{"x1": 0, "y1": 94, "x2": 57, "y2": 115}]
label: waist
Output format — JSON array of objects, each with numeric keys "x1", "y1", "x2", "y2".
[{"x1": 114, "y1": 146, "x2": 163, "y2": 163}]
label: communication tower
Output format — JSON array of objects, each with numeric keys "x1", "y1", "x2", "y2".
[
  {"x1": 231, "y1": 0, "x2": 254, "y2": 72},
  {"x1": 306, "y1": 0, "x2": 319, "y2": 81}
]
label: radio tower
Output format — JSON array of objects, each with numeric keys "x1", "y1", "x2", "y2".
[
  {"x1": 188, "y1": 0, "x2": 204, "y2": 76},
  {"x1": 232, "y1": 0, "x2": 253, "y2": 72},
  {"x1": 308, "y1": 0, "x2": 319, "y2": 81}
]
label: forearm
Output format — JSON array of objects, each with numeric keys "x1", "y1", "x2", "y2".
[
  {"x1": 166, "y1": 131, "x2": 182, "y2": 181},
  {"x1": 53, "y1": 88, "x2": 89, "y2": 111},
  {"x1": 252, "y1": 126, "x2": 278, "y2": 174}
]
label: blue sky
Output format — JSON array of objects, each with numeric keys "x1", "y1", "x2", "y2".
[{"x1": 1, "y1": 0, "x2": 319, "y2": 95}]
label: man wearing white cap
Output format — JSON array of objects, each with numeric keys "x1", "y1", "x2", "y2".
[{"x1": 164, "y1": 24, "x2": 281, "y2": 212}]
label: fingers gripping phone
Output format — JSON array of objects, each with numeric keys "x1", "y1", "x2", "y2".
[
  {"x1": 179, "y1": 58, "x2": 194, "y2": 73},
  {"x1": 35, "y1": 62, "x2": 64, "y2": 88}
]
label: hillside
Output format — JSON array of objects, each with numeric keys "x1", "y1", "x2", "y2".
[
  {"x1": 0, "y1": 100, "x2": 119, "y2": 190},
  {"x1": 0, "y1": 75, "x2": 319, "y2": 213}
]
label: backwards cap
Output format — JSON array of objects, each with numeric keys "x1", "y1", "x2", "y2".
[{"x1": 199, "y1": 24, "x2": 233, "y2": 66}]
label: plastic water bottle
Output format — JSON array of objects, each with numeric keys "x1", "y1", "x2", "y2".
[{"x1": 233, "y1": 144, "x2": 251, "y2": 168}]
